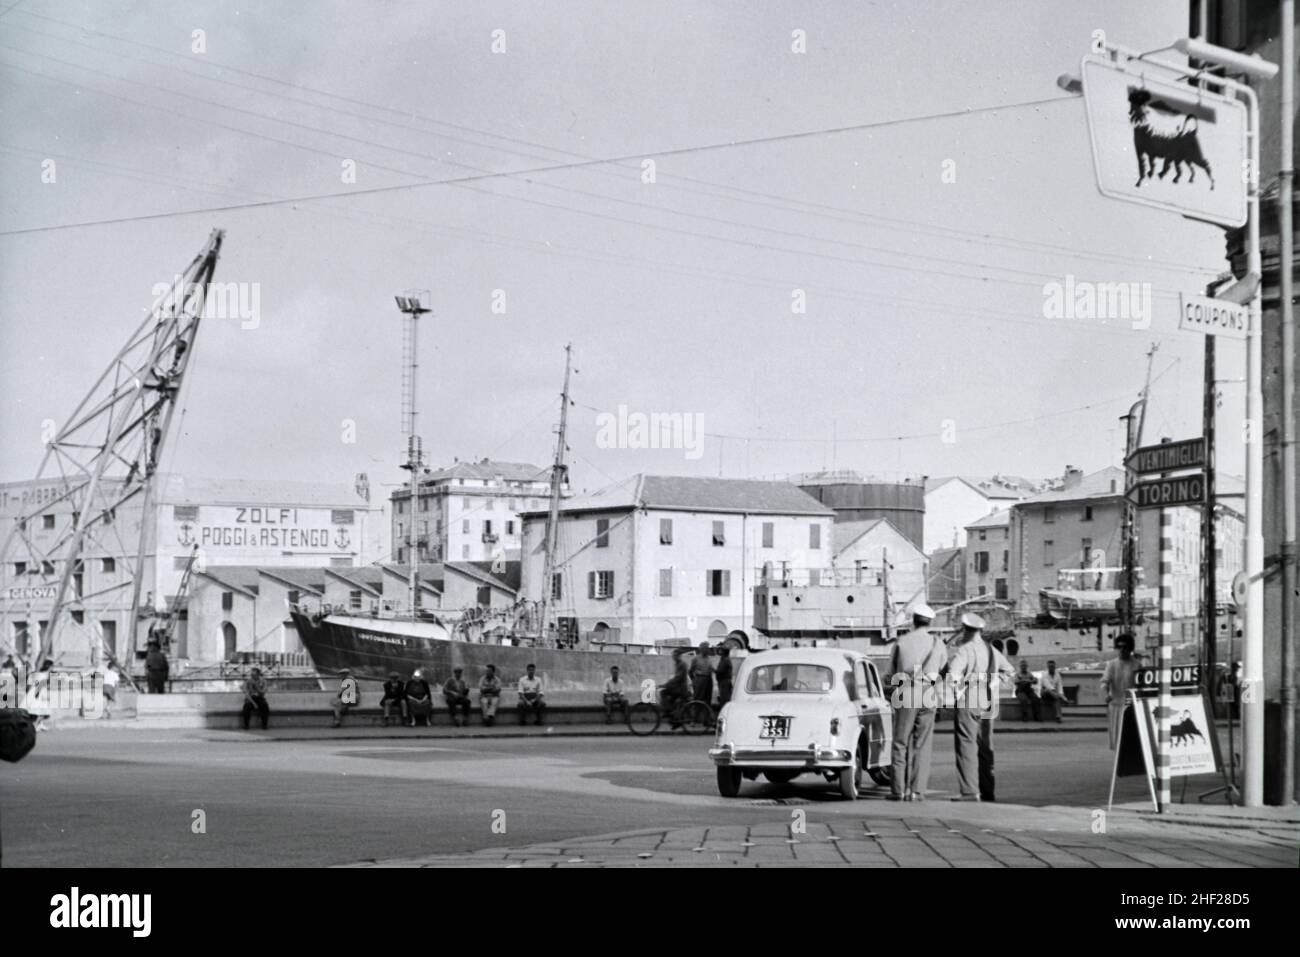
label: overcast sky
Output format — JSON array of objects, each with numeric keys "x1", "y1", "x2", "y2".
[{"x1": 0, "y1": 0, "x2": 1240, "y2": 508}]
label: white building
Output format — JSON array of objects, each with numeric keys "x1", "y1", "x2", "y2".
[
  {"x1": 390, "y1": 459, "x2": 557, "y2": 565},
  {"x1": 519, "y1": 474, "x2": 834, "y2": 647},
  {"x1": 923, "y1": 475, "x2": 1039, "y2": 553},
  {"x1": 831, "y1": 518, "x2": 929, "y2": 610},
  {"x1": 0, "y1": 473, "x2": 381, "y2": 667}
]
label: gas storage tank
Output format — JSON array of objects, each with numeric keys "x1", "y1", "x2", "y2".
[{"x1": 794, "y1": 472, "x2": 926, "y2": 551}]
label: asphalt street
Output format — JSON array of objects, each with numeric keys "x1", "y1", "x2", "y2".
[{"x1": 0, "y1": 727, "x2": 1232, "y2": 867}]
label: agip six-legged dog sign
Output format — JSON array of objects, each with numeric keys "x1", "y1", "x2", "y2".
[{"x1": 1080, "y1": 54, "x2": 1248, "y2": 228}]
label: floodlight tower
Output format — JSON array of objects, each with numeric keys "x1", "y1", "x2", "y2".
[{"x1": 394, "y1": 291, "x2": 431, "y2": 615}]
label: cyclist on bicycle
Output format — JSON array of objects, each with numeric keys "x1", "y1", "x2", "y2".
[{"x1": 661, "y1": 654, "x2": 693, "y2": 729}]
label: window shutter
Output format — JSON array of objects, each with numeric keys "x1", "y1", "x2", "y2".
[
  {"x1": 723, "y1": 570, "x2": 731, "y2": 596},
  {"x1": 588, "y1": 571, "x2": 596, "y2": 599}
]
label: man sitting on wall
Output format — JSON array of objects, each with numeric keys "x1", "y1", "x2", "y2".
[
  {"x1": 517, "y1": 663, "x2": 546, "y2": 726},
  {"x1": 405, "y1": 669, "x2": 434, "y2": 727},
  {"x1": 380, "y1": 671, "x2": 407, "y2": 727},
  {"x1": 443, "y1": 667, "x2": 471, "y2": 727},
  {"x1": 479, "y1": 664, "x2": 502, "y2": 726},
  {"x1": 603, "y1": 665, "x2": 628, "y2": 724}
]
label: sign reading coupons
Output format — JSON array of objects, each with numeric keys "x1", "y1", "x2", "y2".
[{"x1": 1178, "y1": 293, "x2": 1248, "y2": 340}]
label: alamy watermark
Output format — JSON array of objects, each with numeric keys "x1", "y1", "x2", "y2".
[
  {"x1": 595, "y1": 404, "x2": 705, "y2": 461},
  {"x1": 1042, "y1": 275, "x2": 1151, "y2": 330},
  {"x1": 151, "y1": 277, "x2": 261, "y2": 329},
  {"x1": 1, "y1": 666, "x2": 106, "y2": 718}
]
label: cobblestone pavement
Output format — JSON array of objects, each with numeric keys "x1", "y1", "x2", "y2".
[{"x1": 343, "y1": 803, "x2": 1299, "y2": 868}]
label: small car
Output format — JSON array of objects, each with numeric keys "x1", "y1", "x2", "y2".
[{"x1": 708, "y1": 647, "x2": 893, "y2": 799}]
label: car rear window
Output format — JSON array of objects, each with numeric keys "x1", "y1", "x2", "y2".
[{"x1": 745, "y1": 664, "x2": 834, "y2": 694}]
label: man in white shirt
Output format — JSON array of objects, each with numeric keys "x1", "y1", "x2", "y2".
[
  {"x1": 1038, "y1": 660, "x2": 1067, "y2": 723},
  {"x1": 603, "y1": 665, "x2": 628, "y2": 724},
  {"x1": 945, "y1": 613, "x2": 1016, "y2": 802},
  {"x1": 886, "y1": 603, "x2": 947, "y2": 801},
  {"x1": 517, "y1": 663, "x2": 546, "y2": 726}
]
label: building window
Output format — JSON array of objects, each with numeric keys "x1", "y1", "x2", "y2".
[
  {"x1": 222, "y1": 591, "x2": 233, "y2": 611},
  {"x1": 484, "y1": 519, "x2": 494, "y2": 536},
  {"x1": 659, "y1": 568, "x2": 673, "y2": 597},
  {"x1": 462, "y1": 545, "x2": 470, "y2": 559},
  {"x1": 979, "y1": 530, "x2": 987, "y2": 541},
  {"x1": 762, "y1": 522, "x2": 774, "y2": 548},
  {"x1": 1083, "y1": 505, "x2": 1093, "y2": 522},
  {"x1": 995, "y1": 579, "x2": 1008, "y2": 599},
  {"x1": 659, "y1": 518, "x2": 673, "y2": 545},
  {"x1": 589, "y1": 570, "x2": 615, "y2": 599},
  {"x1": 419, "y1": 498, "x2": 428, "y2": 512},
  {"x1": 71, "y1": 610, "x2": 84, "y2": 625},
  {"x1": 1082, "y1": 537, "x2": 1093, "y2": 564},
  {"x1": 506, "y1": 520, "x2": 515, "y2": 535},
  {"x1": 288, "y1": 590, "x2": 300, "y2": 606},
  {"x1": 42, "y1": 514, "x2": 55, "y2": 530},
  {"x1": 101, "y1": 620, "x2": 116, "y2": 657},
  {"x1": 596, "y1": 518, "x2": 609, "y2": 548},
  {"x1": 712, "y1": 521, "x2": 725, "y2": 547},
  {"x1": 1001, "y1": 551, "x2": 1008, "y2": 571},
  {"x1": 978, "y1": 585, "x2": 988, "y2": 596},
  {"x1": 1044, "y1": 507, "x2": 1055, "y2": 524},
  {"x1": 101, "y1": 558, "x2": 115, "y2": 574},
  {"x1": 349, "y1": 590, "x2": 363, "y2": 610},
  {"x1": 462, "y1": 519, "x2": 470, "y2": 534},
  {"x1": 13, "y1": 622, "x2": 29, "y2": 657},
  {"x1": 13, "y1": 562, "x2": 25, "y2": 576},
  {"x1": 809, "y1": 524, "x2": 821, "y2": 549},
  {"x1": 974, "y1": 551, "x2": 990, "y2": 573},
  {"x1": 706, "y1": 569, "x2": 731, "y2": 596},
  {"x1": 42, "y1": 561, "x2": 54, "y2": 576},
  {"x1": 551, "y1": 574, "x2": 562, "y2": 601},
  {"x1": 1044, "y1": 540, "x2": 1055, "y2": 566}
]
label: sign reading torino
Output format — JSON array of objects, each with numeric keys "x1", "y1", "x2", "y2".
[{"x1": 1127, "y1": 474, "x2": 1206, "y2": 510}]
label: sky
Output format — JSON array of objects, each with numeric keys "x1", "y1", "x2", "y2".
[{"x1": 0, "y1": 0, "x2": 1243, "y2": 508}]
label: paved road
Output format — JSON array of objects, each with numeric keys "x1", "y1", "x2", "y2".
[{"x1": 0, "y1": 727, "x2": 1258, "y2": 867}]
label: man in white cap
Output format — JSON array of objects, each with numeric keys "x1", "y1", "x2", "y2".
[
  {"x1": 945, "y1": 612, "x2": 1015, "y2": 801},
  {"x1": 886, "y1": 603, "x2": 948, "y2": 801}
]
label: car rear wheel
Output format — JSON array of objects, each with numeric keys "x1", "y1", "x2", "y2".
[
  {"x1": 839, "y1": 749, "x2": 862, "y2": 800},
  {"x1": 717, "y1": 766, "x2": 742, "y2": 797}
]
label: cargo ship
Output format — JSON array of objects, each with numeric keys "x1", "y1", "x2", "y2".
[{"x1": 292, "y1": 336, "x2": 677, "y2": 692}]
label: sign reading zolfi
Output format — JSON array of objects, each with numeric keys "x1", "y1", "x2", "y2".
[{"x1": 172, "y1": 506, "x2": 353, "y2": 553}]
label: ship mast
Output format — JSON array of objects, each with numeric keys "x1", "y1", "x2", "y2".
[
  {"x1": 395, "y1": 292, "x2": 431, "y2": 617},
  {"x1": 538, "y1": 344, "x2": 572, "y2": 644}
]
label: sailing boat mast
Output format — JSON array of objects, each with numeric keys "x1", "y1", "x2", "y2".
[{"x1": 538, "y1": 344, "x2": 572, "y2": 644}]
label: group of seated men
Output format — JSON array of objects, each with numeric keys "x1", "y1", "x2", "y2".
[{"x1": 332, "y1": 663, "x2": 548, "y2": 728}]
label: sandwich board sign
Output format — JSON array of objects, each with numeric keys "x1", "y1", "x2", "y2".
[
  {"x1": 1080, "y1": 54, "x2": 1247, "y2": 228},
  {"x1": 1108, "y1": 665, "x2": 1221, "y2": 811}
]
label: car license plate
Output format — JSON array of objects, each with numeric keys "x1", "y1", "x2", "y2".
[{"x1": 760, "y1": 716, "x2": 791, "y2": 739}]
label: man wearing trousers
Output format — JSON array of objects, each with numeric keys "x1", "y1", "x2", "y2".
[
  {"x1": 945, "y1": 613, "x2": 1015, "y2": 801},
  {"x1": 886, "y1": 603, "x2": 947, "y2": 801}
]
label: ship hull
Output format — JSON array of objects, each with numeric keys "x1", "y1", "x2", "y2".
[{"x1": 291, "y1": 610, "x2": 677, "y2": 691}]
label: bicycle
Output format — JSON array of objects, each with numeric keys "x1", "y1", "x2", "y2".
[{"x1": 626, "y1": 688, "x2": 714, "y2": 736}]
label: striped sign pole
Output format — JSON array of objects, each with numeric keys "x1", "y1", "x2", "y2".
[{"x1": 1157, "y1": 508, "x2": 1173, "y2": 811}]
